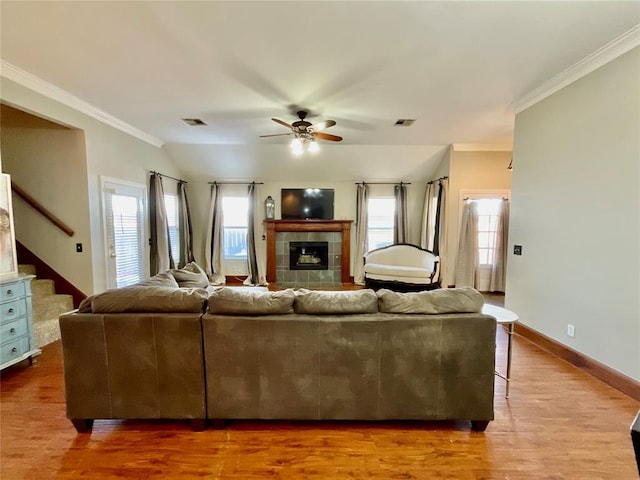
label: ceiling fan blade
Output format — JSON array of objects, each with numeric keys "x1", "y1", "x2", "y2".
[
  {"x1": 271, "y1": 118, "x2": 292, "y2": 129},
  {"x1": 314, "y1": 132, "x2": 343, "y2": 142},
  {"x1": 260, "y1": 132, "x2": 294, "y2": 138},
  {"x1": 309, "y1": 120, "x2": 336, "y2": 132}
]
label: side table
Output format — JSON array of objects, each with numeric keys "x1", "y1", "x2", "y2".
[{"x1": 482, "y1": 304, "x2": 519, "y2": 399}]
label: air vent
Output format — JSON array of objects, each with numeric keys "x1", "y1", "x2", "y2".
[
  {"x1": 394, "y1": 119, "x2": 416, "y2": 127},
  {"x1": 182, "y1": 118, "x2": 207, "y2": 126}
]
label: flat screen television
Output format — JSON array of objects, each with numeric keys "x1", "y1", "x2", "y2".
[{"x1": 281, "y1": 188, "x2": 334, "y2": 220}]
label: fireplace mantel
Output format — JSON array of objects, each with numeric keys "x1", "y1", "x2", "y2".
[{"x1": 264, "y1": 220, "x2": 353, "y2": 284}]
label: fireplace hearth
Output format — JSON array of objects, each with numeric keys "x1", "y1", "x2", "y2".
[{"x1": 289, "y1": 242, "x2": 329, "y2": 270}]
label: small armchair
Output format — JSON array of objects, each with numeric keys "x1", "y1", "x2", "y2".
[{"x1": 364, "y1": 243, "x2": 440, "y2": 292}]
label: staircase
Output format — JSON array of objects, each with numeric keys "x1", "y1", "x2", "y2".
[{"x1": 18, "y1": 264, "x2": 74, "y2": 348}]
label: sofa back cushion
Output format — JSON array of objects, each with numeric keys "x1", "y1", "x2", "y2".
[
  {"x1": 89, "y1": 286, "x2": 208, "y2": 313},
  {"x1": 208, "y1": 287, "x2": 295, "y2": 315},
  {"x1": 294, "y1": 289, "x2": 378, "y2": 314},
  {"x1": 170, "y1": 262, "x2": 209, "y2": 288},
  {"x1": 77, "y1": 272, "x2": 181, "y2": 312},
  {"x1": 377, "y1": 287, "x2": 483, "y2": 314}
]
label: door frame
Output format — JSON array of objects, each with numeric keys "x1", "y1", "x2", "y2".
[
  {"x1": 100, "y1": 176, "x2": 147, "y2": 289},
  {"x1": 458, "y1": 189, "x2": 511, "y2": 291}
]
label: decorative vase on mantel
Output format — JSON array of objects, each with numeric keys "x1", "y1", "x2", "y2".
[{"x1": 265, "y1": 196, "x2": 275, "y2": 219}]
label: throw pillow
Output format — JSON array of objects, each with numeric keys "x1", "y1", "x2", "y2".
[
  {"x1": 377, "y1": 287, "x2": 484, "y2": 314},
  {"x1": 207, "y1": 287, "x2": 295, "y2": 315},
  {"x1": 293, "y1": 289, "x2": 378, "y2": 314},
  {"x1": 137, "y1": 271, "x2": 180, "y2": 288},
  {"x1": 170, "y1": 262, "x2": 209, "y2": 288}
]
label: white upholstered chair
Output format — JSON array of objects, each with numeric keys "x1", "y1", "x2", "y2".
[{"x1": 363, "y1": 243, "x2": 440, "y2": 291}]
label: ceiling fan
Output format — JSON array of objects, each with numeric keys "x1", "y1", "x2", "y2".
[{"x1": 260, "y1": 110, "x2": 342, "y2": 153}]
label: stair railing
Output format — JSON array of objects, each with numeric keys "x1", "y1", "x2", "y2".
[{"x1": 11, "y1": 181, "x2": 75, "y2": 237}]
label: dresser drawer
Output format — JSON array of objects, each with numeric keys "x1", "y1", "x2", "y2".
[
  {"x1": 0, "y1": 298, "x2": 27, "y2": 325},
  {"x1": 0, "y1": 336, "x2": 30, "y2": 365},
  {"x1": 0, "y1": 281, "x2": 26, "y2": 302},
  {"x1": 1, "y1": 318, "x2": 29, "y2": 344}
]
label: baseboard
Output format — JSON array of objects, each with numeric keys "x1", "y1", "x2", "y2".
[
  {"x1": 515, "y1": 323, "x2": 640, "y2": 401},
  {"x1": 16, "y1": 241, "x2": 86, "y2": 308}
]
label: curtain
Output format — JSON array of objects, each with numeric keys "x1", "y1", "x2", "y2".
[
  {"x1": 177, "y1": 180, "x2": 194, "y2": 268},
  {"x1": 244, "y1": 183, "x2": 268, "y2": 286},
  {"x1": 204, "y1": 182, "x2": 225, "y2": 284},
  {"x1": 420, "y1": 182, "x2": 438, "y2": 251},
  {"x1": 149, "y1": 173, "x2": 174, "y2": 275},
  {"x1": 353, "y1": 183, "x2": 369, "y2": 285},
  {"x1": 393, "y1": 183, "x2": 408, "y2": 244},
  {"x1": 454, "y1": 200, "x2": 479, "y2": 288},
  {"x1": 435, "y1": 178, "x2": 448, "y2": 283},
  {"x1": 489, "y1": 199, "x2": 510, "y2": 292}
]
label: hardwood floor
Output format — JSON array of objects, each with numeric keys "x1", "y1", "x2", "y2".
[{"x1": 2, "y1": 320, "x2": 638, "y2": 479}]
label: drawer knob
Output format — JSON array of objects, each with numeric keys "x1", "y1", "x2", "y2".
[
  {"x1": 7, "y1": 308, "x2": 14, "y2": 315},
  {"x1": 6, "y1": 289, "x2": 13, "y2": 296},
  {"x1": 11, "y1": 347, "x2": 17, "y2": 354},
  {"x1": 9, "y1": 328, "x2": 16, "y2": 334}
]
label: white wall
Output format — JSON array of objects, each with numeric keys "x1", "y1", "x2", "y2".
[
  {"x1": 507, "y1": 47, "x2": 640, "y2": 380},
  {"x1": 1, "y1": 78, "x2": 182, "y2": 294},
  {"x1": 443, "y1": 150, "x2": 512, "y2": 287},
  {"x1": 2, "y1": 127, "x2": 93, "y2": 293}
]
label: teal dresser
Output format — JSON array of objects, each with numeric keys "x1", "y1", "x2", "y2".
[{"x1": 1, "y1": 274, "x2": 40, "y2": 370}]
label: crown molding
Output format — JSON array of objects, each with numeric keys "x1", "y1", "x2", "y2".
[
  {"x1": 513, "y1": 25, "x2": 640, "y2": 114},
  {"x1": 452, "y1": 143, "x2": 512, "y2": 152},
  {"x1": 1, "y1": 60, "x2": 164, "y2": 148}
]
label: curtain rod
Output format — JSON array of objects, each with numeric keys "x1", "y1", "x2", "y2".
[
  {"x1": 149, "y1": 171, "x2": 187, "y2": 184},
  {"x1": 208, "y1": 181, "x2": 264, "y2": 185},
  {"x1": 463, "y1": 197, "x2": 509, "y2": 201},
  {"x1": 427, "y1": 176, "x2": 449, "y2": 184},
  {"x1": 354, "y1": 181, "x2": 412, "y2": 185}
]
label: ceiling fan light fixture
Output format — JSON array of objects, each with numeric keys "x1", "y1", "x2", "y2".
[
  {"x1": 308, "y1": 139, "x2": 320, "y2": 153},
  {"x1": 291, "y1": 137, "x2": 304, "y2": 155}
]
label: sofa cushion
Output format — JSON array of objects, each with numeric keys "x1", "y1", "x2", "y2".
[
  {"x1": 170, "y1": 262, "x2": 209, "y2": 288},
  {"x1": 77, "y1": 295, "x2": 93, "y2": 313},
  {"x1": 77, "y1": 272, "x2": 181, "y2": 312},
  {"x1": 377, "y1": 287, "x2": 483, "y2": 314},
  {"x1": 294, "y1": 289, "x2": 378, "y2": 314},
  {"x1": 208, "y1": 287, "x2": 295, "y2": 315},
  {"x1": 364, "y1": 263, "x2": 433, "y2": 279},
  {"x1": 137, "y1": 271, "x2": 180, "y2": 288},
  {"x1": 90, "y1": 286, "x2": 208, "y2": 313}
]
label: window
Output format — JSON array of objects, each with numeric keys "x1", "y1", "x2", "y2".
[
  {"x1": 367, "y1": 197, "x2": 395, "y2": 251},
  {"x1": 222, "y1": 196, "x2": 248, "y2": 259},
  {"x1": 475, "y1": 199, "x2": 502, "y2": 266},
  {"x1": 102, "y1": 179, "x2": 145, "y2": 289},
  {"x1": 164, "y1": 194, "x2": 180, "y2": 264}
]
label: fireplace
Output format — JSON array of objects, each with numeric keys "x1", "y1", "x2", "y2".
[
  {"x1": 264, "y1": 219, "x2": 353, "y2": 286},
  {"x1": 289, "y1": 242, "x2": 329, "y2": 270}
]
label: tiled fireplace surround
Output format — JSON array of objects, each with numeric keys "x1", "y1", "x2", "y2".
[{"x1": 265, "y1": 220, "x2": 352, "y2": 288}]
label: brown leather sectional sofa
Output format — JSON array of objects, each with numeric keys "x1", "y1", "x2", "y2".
[{"x1": 59, "y1": 269, "x2": 497, "y2": 433}]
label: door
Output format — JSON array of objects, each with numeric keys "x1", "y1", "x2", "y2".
[{"x1": 102, "y1": 178, "x2": 146, "y2": 289}]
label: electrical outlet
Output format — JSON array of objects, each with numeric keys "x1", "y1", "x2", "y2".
[
  {"x1": 514, "y1": 245, "x2": 523, "y2": 255},
  {"x1": 567, "y1": 324, "x2": 575, "y2": 338}
]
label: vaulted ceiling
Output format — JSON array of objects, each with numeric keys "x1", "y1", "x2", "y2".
[{"x1": 2, "y1": 1, "x2": 638, "y2": 152}]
